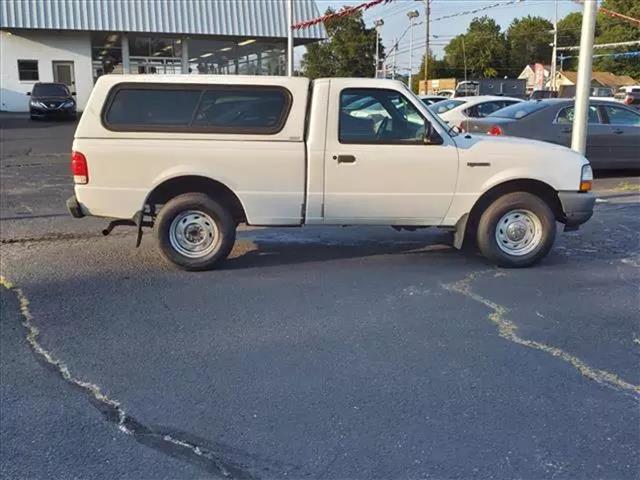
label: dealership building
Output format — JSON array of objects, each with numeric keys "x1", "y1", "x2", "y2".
[{"x1": 0, "y1": 0, "x2": 326, "y2": 112}]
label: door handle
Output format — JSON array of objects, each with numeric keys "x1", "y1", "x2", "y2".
[
  {"x1": 334, "y1": 154, "x2": 356, "y2": 164},
  {"x1": 560, "y1": 128, "x2": 572, "y2": 134},
  {"x1": 612, "y1": 129, "x2": 624, "y2": 135}
]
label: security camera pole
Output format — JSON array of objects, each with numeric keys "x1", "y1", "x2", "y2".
[{"x1": 571, "y1": 0, "x2": 597, "y2": 155}]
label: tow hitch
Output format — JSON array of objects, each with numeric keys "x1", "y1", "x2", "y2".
[{"x1": 102, "y1": 211, "x2": 154, "y2": 247}]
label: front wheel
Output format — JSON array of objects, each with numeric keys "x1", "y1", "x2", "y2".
[
  {"x1": 155, "y1": 193, "x2": 236, "y2": 271},
  {"x1": 476, "y1": 192, "x2": 556, "y2": 268}
]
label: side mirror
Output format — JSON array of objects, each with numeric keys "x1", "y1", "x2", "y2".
[
  {"x1": 423, "y1": 122, "x2": 443, "y2": 145},
  {"x1": 71, "y1": 91, "x2": 77, "y2": 96},
  {"x1": 26, "y1": 92, "x2": 31, "y2": 96}
]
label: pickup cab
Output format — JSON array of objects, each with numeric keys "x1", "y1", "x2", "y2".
[{"x1": 67, "y1": 75, "x2": 595, "y2": 270}]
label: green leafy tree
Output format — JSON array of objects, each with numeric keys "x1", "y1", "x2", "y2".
[
  {"x1": 410, "y1": 51, "x2": 456, "y2": 92},
  {"x1": 301, "y1": 9, "x2": 383, "y2": 78},
  {"x1": 556, "y1": 12, "x2": 596, "y2": 71},
  {"x1": 443, "y1": 16, "x2": 508, "y2": 78},
  {"x1": 592, "y1": 0, "x2": 640, "y2": 79},
  {"x1": 506, "y1": 16, "x2": 554, "y2": 69}
]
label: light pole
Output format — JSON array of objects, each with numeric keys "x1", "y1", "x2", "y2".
[
  {"x1": 392, "y1": 37, "x2": 397, "y2": 79},
  {"x1": 407, "y1": 10, "x2": 419, "y2": 91},
  {"x1": 286, "y1": 0, "x2": 294, "y2": 76},
  {"x1": 374, "y1": 19, "x2": 384, "y2": 78},
  {"x1": 571, "y1": 0, "x2": 597, "y2": 155}
]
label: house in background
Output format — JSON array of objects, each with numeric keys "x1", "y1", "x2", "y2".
[
  {"x1": 555, "y1": 70, "x2": 637, "y2": 97},
  {"x1": 518, "y1": 64, "x2": 551, "y2": 94},
  {"x1": 0, "y1": 0, "x2": 326, "y2": 112}
]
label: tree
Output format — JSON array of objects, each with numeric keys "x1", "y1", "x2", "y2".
[
  {"x1": 411, "y1": 52, "x2": 456, "y2": 92},
  {"x1": 443, "y1": 16, "x2": 508, "y2": 78},
  {"x1": 301, "y1": 9, "x2": 383, "y2": 78},
  {"x1": 506, "y1": 16, "x2": 553, "y2": 70},
  {"x1": 556, "y1": 12, "x2": 594, "y2": 71},
  {"x1": 592, "y1": 0, "x2": 640, "y2": 79}
]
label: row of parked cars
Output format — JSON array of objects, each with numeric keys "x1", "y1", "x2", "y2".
[{"x1": 419, "y1": 93, "x2": 640, "y2": 170}]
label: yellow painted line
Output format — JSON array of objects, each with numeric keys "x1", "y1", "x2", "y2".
[{"x1": 443, "y1": 270, "x2": 640, "y2": 398}]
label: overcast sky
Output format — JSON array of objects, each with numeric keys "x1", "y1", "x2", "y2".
[{"x1": 302, "y1": 0, "x2": 582, "y2": 71}]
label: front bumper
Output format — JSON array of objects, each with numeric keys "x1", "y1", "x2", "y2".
[
  {"x1": 558, "y1": 191, "x2": 596, "y2": 228},
  {"x1": 30, "y1": 106, "x2": 76, "y2": 118},
  {"x1": 66, "y1": 195, "x2": 85, "y2": 218}
]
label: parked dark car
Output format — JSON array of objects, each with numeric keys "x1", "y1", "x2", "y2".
[
  {"x1": 464, "y1": 99, "x2": 640, "y2": 170},
  {"x1": 28, "y1": 83, "x2": 77, "y2": 120}
]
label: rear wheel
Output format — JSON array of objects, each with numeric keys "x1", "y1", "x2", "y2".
[
  {"x1": 155, "y1": 193, "x2": 236, "y2": 271},
  {"x1": 476, "y1": 192, "x2": 556, "y2": 268}
]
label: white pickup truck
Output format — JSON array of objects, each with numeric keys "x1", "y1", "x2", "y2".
[{"x1": 67, "y1": 75, "x2": 595, "y2": 270}]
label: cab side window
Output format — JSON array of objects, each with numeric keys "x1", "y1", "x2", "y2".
[
  {"x1": 556, "y1": 106, "x2": 601, "y2": 124},
  {"x1": 339, "y1": 88, "x2": 426, "y2": 144}
]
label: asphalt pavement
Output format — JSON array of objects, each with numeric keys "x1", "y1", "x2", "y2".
[{"x1": 1, "y1": 114, "x2": 639, "y2": 479}]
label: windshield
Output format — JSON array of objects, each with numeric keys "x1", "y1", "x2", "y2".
[
  {"x1": 487, "y1": 101, "x2": 548, "y2": 119},
  {"x1": 400, "y1": 83, "x2": 458, "y2": 136},
  {"x1": 32, "y1": 84, "x2": 70, "y2": 97}
]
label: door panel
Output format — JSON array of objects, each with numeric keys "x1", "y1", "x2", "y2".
[
  {"x1": 553, "y1": 105, "x2": 609, "y2": 167},
  {"x1": 323, "y1": 81, "x2": 458, "y2": 225},
  {"x1": 602, "y1": 105, "x2": 640, "y2": 168}
]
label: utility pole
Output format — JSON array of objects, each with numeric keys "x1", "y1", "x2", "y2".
[
  {"x1": 286, "y1": 0, "x2": 294, "y2": 76},
  {"x1": 571, "y1": 0, "x2": 597, "y2": 155},
  {"x1": 374, "y1": 19, "x2": 384, "y2": 78},
  {"x1": 407, "y1": 10, "x2": 419, "y2": 91},
  {"x1": 550, "y1": 0, "x2": 558, "y2": 91}
]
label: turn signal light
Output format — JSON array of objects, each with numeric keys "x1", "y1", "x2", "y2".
[
  {"x1": 580, "y1": 180, "x2": 593, "y2": 192},
  {"x1": 487, "y1": 125, "x2": 503, "y2": 136},
  {"x1": 71, "y1": 151, "x2": 88, "y2": 184}
]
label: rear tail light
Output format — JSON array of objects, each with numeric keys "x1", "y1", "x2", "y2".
[
  {"x1": 458, "y1": 122, "x2": 466, "y2": 132},
  {"x1": 487, "y1": 125, "x2": 503, "y2": 136},
  {"x1": 624, "y1": 95, "x2": 633, "y2": 105},
  {"x1": 71, "y1": 151, "x2": 88, "y2": 184}
]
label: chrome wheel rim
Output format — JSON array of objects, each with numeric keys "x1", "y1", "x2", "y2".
[
  {"x1": 169, "y1": 210, "x2": 219, "y2": 258},
  {"x1": 495, "y1": 209, "x2": 543, "y2": 256}
]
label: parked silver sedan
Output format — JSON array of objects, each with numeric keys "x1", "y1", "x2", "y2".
[{"x1": 465, "y1": 99, "x2": 640, "y2": 170}]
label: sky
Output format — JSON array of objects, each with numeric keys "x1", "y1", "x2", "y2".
[{"x1": 301, "y1": 0, "x2": 583, "y2": 72}]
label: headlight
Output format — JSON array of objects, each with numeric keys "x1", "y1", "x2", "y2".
[
  {"x1": 30, "y1": 100, "x2": 44, "y2": 108},
  {"x1": 62, "y1": 100, "x2": 75, "y2": 108},
  {"x1": 580, "y1": 164, "x2": 593, "y2": 192}
]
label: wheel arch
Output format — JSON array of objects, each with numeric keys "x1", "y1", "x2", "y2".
[
  {"x1": 145, "y1": 175, "x2": 247, "y2": 224},
  {"x1": 462, "y1": 178, "x2": 563, "y2": 245}
]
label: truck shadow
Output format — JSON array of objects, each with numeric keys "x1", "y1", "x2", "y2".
[{"x1": 222, "y1": 230, "x2": 468, "y2": 270}]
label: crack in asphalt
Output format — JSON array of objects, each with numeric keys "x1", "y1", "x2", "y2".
[
  {"x1": 442, "y1": 270, "x2": 640, "y2": 399},
  {"x1": 0, "y1": 275, "x2": 256, "y2": 479}
]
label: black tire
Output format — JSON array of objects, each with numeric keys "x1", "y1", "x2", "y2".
[
  {"x1": 476, "y1": 192, "x2": 556, "y2": 268},
  {"x1": 155, "y1": 193, "x2": 236, "y2": 271}
]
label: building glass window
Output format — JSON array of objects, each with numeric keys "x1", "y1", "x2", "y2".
[
  {"x1": 91, "y1": 32, "x2": 123, "y2": 81},
  {"x1": 18, "y1": 60, "x2": 39, "y2": 81}
]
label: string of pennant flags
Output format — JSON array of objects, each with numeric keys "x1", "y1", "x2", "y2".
[
  {"x1": 570, "y1": 0, "x2": 640, "y2": 27},
  {"x1": 292, "y1": 0, "x2": 639, "y2": 31},
  {"x1": 291, "y1": 0, "x2": 396, "y2": 30}
]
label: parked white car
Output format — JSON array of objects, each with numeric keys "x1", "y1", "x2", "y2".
[
  {"x1": 68, "y1": 75, "x2": 595, "y2": 270},
  {"x1": 430, "y1": 95, "x2": 524, "y2": 130}
]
